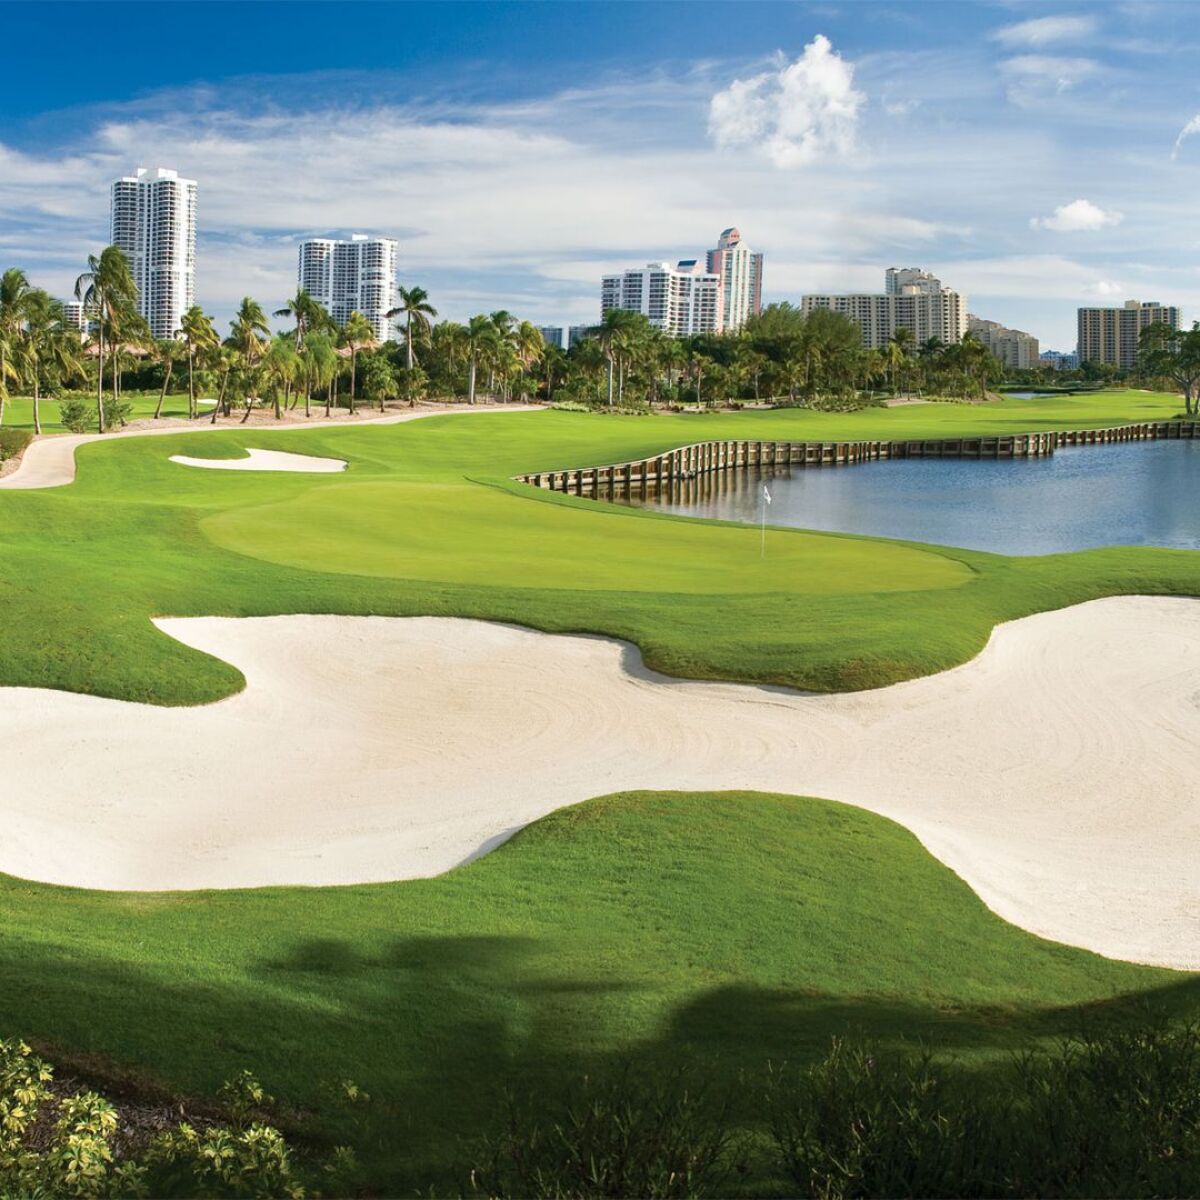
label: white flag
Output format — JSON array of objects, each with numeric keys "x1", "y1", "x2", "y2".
[{"x1": 763, "y1": 485, "x2": 772, "y2": 505}]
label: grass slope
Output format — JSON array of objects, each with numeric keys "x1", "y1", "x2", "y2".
[
  {"x1": 3, "y1": 792, "x2": 1192, "y2": 1191},
  {"x1": 1, "y1": 391, "x2": 1199, "y2": 704}
]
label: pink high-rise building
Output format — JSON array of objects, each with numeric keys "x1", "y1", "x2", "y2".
[{"x1": 706, "y1": 227, "x2": 763, "y2": 332}]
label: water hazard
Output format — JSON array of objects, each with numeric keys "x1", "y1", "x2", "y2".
[{"x1": 619, "y1": 440, "x2": 1200, "y2": 555}]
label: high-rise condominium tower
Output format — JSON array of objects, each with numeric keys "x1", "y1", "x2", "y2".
[
  {"x1": 601, "y1": 260, "x2": 721, "y2": 337},
  {"x1": 298, "y1": 235, "x2": 398, "y2": 343},
  {"x1": 802, "y1": 268, "x2": 967, "y2": 349},
  {"x1": 706, "y1": 227, "x2": 763, "y2": 331},
  {"x1": 1077, "y1": 300, "x2": 1181, "y2": 369},
  {"x1": 110, "y1": 167, "x2": 197, "y2": 341}
]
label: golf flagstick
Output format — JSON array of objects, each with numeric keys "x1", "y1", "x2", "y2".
[{"x1": 761, "y1": 482, "x2": 771, "y2": 558}]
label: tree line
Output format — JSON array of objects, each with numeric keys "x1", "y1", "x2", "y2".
[{"x1": 5, "y1": 242, "x2": 1199, "y2": 434}]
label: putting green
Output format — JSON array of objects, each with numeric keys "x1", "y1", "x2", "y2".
[{"x1": 203, "y1": 479, "x2": 971, "y2": 594}]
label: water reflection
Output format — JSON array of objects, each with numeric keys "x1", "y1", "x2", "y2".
[{"x1": 618, "y1": 441, "x2": 1200, "y2": 556}]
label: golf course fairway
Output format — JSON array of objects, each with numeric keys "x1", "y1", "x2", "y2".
[{"x1": 0, "y1": 390, "x2": 1198, "y2": 1192}]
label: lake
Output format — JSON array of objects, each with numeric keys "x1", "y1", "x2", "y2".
[{"x1": 620, "y1": 440, "x2": 1200, "y2": 555}]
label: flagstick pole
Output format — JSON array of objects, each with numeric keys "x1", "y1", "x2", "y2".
[{"x1": 760, "y1": 486, "x2": 766, "y2": 559}]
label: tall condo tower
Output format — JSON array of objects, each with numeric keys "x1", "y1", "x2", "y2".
[
  {"x1": 706, "y1": 227, "x2": 763, "y2": 331},
  {"x1": 110, "y1": 167, "x2": 197, "y2": 340},
  {"x1": 298, "y1": 234, "x2": 398, "y2": 343}
]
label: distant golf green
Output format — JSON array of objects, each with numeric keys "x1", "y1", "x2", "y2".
[{"x1": 1, "y1": 390, "x2": 1199, "y2": 1192}]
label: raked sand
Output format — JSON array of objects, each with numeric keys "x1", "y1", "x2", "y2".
[
  {"x1": 169, "y1": 448, "x2": 347, "y2": 472},
  {"x1": 0, "y1": 403, "x2": 538, "y2": 489},
  {"x1": 0, "y1": 595, "x2": 1197, "y2": 968}
]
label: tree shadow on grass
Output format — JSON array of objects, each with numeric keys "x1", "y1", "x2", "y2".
[{"x1": 3, "y1": 930, "x2": 1200, "y2": 1193}]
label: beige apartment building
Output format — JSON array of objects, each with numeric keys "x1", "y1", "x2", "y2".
[
  {"x1": 1077, "y1": 300, "x2": 1181, "y2": 369},
  {"x1": 967, "y1": 315, "x2": 1040, "y2": 370},
  {"x1": 802, "y1": 267, "x2": 967, "y2": 350}
]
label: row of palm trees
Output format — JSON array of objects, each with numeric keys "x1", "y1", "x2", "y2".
[
  {"x1": 0, "y1": 268, "x2": 87, "y2": 433},
  {"x1": 547, "y1": 304, "x2": 1003, "y2": 409}
]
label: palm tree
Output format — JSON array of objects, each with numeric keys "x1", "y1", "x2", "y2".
[
  {"x1": 386, "y1": 286, "x2": 438, "y2": 371},
  {"x1": 273, "y1": 288, "x2": 320, "y2": 353},
  {"x1": 228, "y1": 297, "x2": 271, "y2": 419},
  {"x1": 302, "y1": 333, "x2": 337, "y2": 418},
  {"x1": 179, "y1": 306, "x2": 220, "y2": 420},
  {"x1": 150, "y1": 339, "x2": 181, "y2": 419},
  {"x1": 19, "y1": 291, "x2": 84, "y2": 435},
  {"x1": 0, "y1": 268, "x2": 33, "y2": 427},
  {"x1": 75, "y1": 246, "x2": 138, "y2": 432},
  {"x1": 260, "y1": 337, "x2": 300, "y2": 420},
  {"x1": 465, "y1": 314, "x2": 501, "y2": 405},
  {"x1": 592, "y1": 308, "x2": 642, "y2": 407},
  {"x1": 340, "y1": 311, "x2": 375, "y2": 412}
]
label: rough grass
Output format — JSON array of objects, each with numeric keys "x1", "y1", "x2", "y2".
[{"x1": 3, "y1": 793, "x2": 1193, "y2": 1193}]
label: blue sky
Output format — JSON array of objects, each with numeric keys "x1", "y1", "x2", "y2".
[{"x1": 3, "y1": 1, "x2": 1200, "y2": 350}]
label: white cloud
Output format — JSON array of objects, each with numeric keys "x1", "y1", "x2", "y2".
[
  {"x1": 1173, "y1": 113, "x2": 1200, "y2": 158},
  {"x1": 1093, "y1": 279, "x2": 1124, "y2": 296},
  {"x1": 992, "y1": 16, "x2": 1098, "y2": 48},
  {"x1": 1001, "y1": 54, "x2": 1102, "y2": 96},
  {"x1": 1030, "y1": 198, "x2": 1124, "y2": 232},
  {"x1": 708, "y1": 35, "x2": 865, "y2": 167}
]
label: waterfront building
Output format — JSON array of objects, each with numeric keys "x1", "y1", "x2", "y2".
[
  {"x1": 1077, "y1": 300, "x2": 1181, "y2": 369},
  {"x1": 298, "y1": 234, "x2": 398, "y2": 343},
  {"x1": 537, "y1": 326, "x2": 565, "y2": 350},
  {"x1": 1040, "y1": 350, "x2": 1079, "y2": 371},
  {"x1": 967, "y1": 315, "x2": 1040, "y2": 370},
  {"x1": 110, "y1": 166, "x2": 197, "y2": 340},
  {"x1": 567, "y1": 324, "x2": 592, "y2": 348},
  {"x1": 601, "y1": 260, "x2": 721, "y2": 337},
  {"x1": 705, "y1": 227, "x2": 763, "y2": 331},
  {"x1": 802, "y1": 267, "x2": 967, "y2": 350}
]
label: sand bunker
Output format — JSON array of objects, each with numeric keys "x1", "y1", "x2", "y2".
[
  {"x1": 0, "y1": 404, "x2": 539, "y2": 490},
  {"x1": 170, "y1": 448, "x2": 347, "y2": 473},
  {"x1": 0, "y1": 595, "x2": 1196, "y2": 968}
]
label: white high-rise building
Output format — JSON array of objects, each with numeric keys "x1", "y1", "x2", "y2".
[
  {"x1": 802, "y1": 267, "x2": 967, "y2": 350},
  {"x1": 601, "y1": 260, "x2": 721, "y2": 337},
  {"x1": 110, "y1": 167, "x2": 197, "y2": 341},
  {"x1": 298, "y1": 234, "x2": 398, "y2": 343},
  {"x1": 706, "y1": 227, "x2": 763, "y2": 331}
]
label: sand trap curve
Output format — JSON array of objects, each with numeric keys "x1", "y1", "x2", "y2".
[
  {"x1": 0, "y1": 404, "x2": 539, "y2": 490},
  {"x1": 170, "y1": 448, "x2": 347, "y2": 473},
  {"x1": 0, "y1": 595, "x2": 1197, "y2": 968}
]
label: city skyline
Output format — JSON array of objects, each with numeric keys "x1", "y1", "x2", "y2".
[{"x1": 2, "y1": 2, "x2": 1199, "y2": 349}]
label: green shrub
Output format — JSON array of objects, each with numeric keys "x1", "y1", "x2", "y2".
[
  {"x1": 0, "y1": 1040, "x2": 345, "y2": 1200},
  {"x1": 57, "y1": 398, "x2": 94, "y2": 433},
  {"x1": 468, "y1": 1070, "x2": 745, "y2": 1199},
  {"x1": 0, "y1": 428, "x2": 32, "y2": 461}
]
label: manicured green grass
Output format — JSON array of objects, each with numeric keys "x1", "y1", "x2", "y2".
[
  {"x1": 2, "y1": 390, "x2": 1199, "y2": 1191},
  {"x1": 1, "y1": 391, "x2": 200, "y2": 431},
  {"x1": 1, "y1": 390, "x2": 1199, "y2": 703},
  {"x1": 3, "y1": 793, "x2": 1193, "y2": 1192}
]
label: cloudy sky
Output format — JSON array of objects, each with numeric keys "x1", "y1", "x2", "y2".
[{"x1": 3, "y1": 0, "x2": 1199, "y2": 350}]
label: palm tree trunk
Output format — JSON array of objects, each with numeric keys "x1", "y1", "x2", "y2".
[
  {"x1": 349, "y1": 355, "x2": 357, "y2": 414},
  {"x1": 96, "y1": 325, "x2": 106, "y2": 433},
  {"x1": 32, "y1": 378, "x2": 40, "y2": 436},
  {"x1": 187, "y1": 345, "x2": 196, "y2": 419},
  {"x1": 406, "y1": 323, "x2": 414, "y2": 371},
  {"x1": 606, "y1": 358, "x2": 614, "y2": 407},
  {"x1": 154, "y1": 359, "x2": 172, "y2": 419}
]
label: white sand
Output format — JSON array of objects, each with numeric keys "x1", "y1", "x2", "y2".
[
  {"x1": 0, "y1": 595, "x2": 1196, "y2": 968},
  {"x1": 170, "y1": 448, "x2": 347, "y2": 473},
  {"x1": 0, "y1": 404, "x2": 539, "y2": 490}
]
